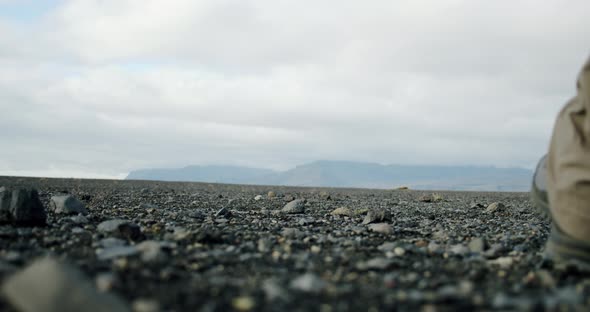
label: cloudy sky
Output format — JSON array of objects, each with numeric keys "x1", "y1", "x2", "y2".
[{"x1": 1, "y1": 0, "x2": 589, "y2": 179}]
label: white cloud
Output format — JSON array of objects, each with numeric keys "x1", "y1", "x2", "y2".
[{"x1": 0, "y1": 0, "x2": 589, "y2": 178}]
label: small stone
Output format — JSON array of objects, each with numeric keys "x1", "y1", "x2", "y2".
[
  {"x1": 394, "y1": 247, "x2": 406, "y2": 256},
  {"x1": 367, "y1": 223, "x2": 393, "y2": 234},
  {"x1": 310, "y1": 245, "x2": 321, "y2": 253},
  {"x1": 96, "y1": 246, "x2": 139, "y2": 261},
  {"x1": 267, "y1": 191, "x2": 276, "y2": 198},
  {"x1": 95, "y1": 272, "x2": 117, "y2": 292},
  {"x1": 468, "y1": 238, "x2": 486, "y2": 253},
  {"x1": 485, "y1": 202, "x2": 506, "y2": 213},
  {"x1": 132, "y1": 299, "x2": 160, "y2": 312},
  {"x1": 282, "y1": 228, "x2": 303, "y2": 239},
  {"x1": 378, "y1": 242, "x2": 397, "y2": 252},
  {"x1": 138, "y1": 203, "x2": 158, "y2": 210},
  {"x1": 357, "y1": 258, "x2": 394, "y2": 270},
  {"x1": 488, "y1": 256, "x2": 514, "y2": 268},
  {"x1": 1, "y1": 257, "x2": 128, "y2": 312},
  {"x1": 319, "y1": 191, "x2": 331, "y2": 200},
  {"x1": 232, "y1": 296, "x2": 255, "y2": 311},
  {"x1": 70, "y1": 214, "x2": 89, "y2": 224},
  {"x1": 0, "y1": 188, "x2": 46, "y2": 226},
  {"x1": 97, "y1": 219, "x2": 142, "y2": 241},
  {"x1": 254, "y1": 195, "x2": 263, "y2": 201},
  {"x1": 98, "y1": 237, "x2": 127, "y2": 249},
  {"x1": 262, "y1": 278, "x2": 289, "y2": 301},
  {"x1": 362, "y1": 209, "x2": 392, "y2": 225},
  {"x1": 418, "y1": 194, "x2": 433, "y2": 203},
  {"x1": 449, "y1": 244, "x2": 470, "y2": 256},
  {"x1": 536, "y1": 270, "x2": 556, "y2": 288},
  {"x1": 215, "y1": 207, "x2": 232, "y2": 218},
  {"x1": 330, "y1": 207, "x2": 352, "y2": 217},
  {"x1": 281, "y1": 199, "x2": 305, "y2": 214},
  {"x1": 257, "y1": 238, "x2": 272, "y2": 253},
  {"x1": 136, "y1": 240, "x2": 174, "y2": 263},
  {"x1": 50, "y1": 195, "x2": 88, "y2": 215},
  {"x1": 290, "y1": 273, "x2": 326, "y2": 293}
]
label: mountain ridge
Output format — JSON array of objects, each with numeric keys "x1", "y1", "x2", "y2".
[{"x1": 126, "y1": 160, "x2": 532, "y2": 191}]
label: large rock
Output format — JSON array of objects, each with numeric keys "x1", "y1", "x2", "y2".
[
  {"x1": 97, "y1": 219, "x2": 142, "y2": 241},
  {"x1": 50, "y1": 195, "x2": 88, "y2": 215},
  {"x1": 0, "y1": 188, "x2": 46, "y2": 226},
  {"x1": 281, "y1": 199, "x2": 305, "y2": 214},
  {"x1": 1, "y1": 257, "x2": 129, "y2": 312}
]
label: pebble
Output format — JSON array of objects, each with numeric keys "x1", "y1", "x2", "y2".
[
  {"x1": 367, "y1": 223, "x2": 392, "y2": 235},
  {"x1": 290, "y1": 273, "x2": 326, "y2": 293},
  {"x1": 0, "y1": 188, "x2": 46, "y2": 226},
  {"x1": 254, "y1": 195, "x2": 263, "y2": 201},
  {"x1": 95, "y1": 272, "x2": 117, "y2": 292},
  {"x1": 281, "y1": 199, "x2": 305, "y2": 214},
  {"x1": 97, "y1": 219, "x2": 142, "y2": 241},
  {"x1": 330, "y1": 207, "x2": 352, "y2": 217},
  {"x1": 232, "y1": 296, "x2": 255, "y2": 311},
  {"x1": 70, "y1": 214, "x2": 89, "y2": 224},
  {"x1": 96, "y1": 246, "x2": 139, "y2": 261},
  {"x1": 215, "y1": 207, "x2": 232, "y2": 218},
  {"x1": 488, "y1": 257, "x2": 514, "y2": 268},
  {"x1": 136, "y1": 240, "x2": 174, "y2": 263},
  {"x1": 98, "y1": 237, "x2": 127, "y2": 248},
  {"x1": 357, "y1": 258, "x2": 394, "y2": 270},
  {"x1": 485, "y1": 202, "x2": 506, "y2": 213},
  {"x1": 362, "y1": 209, "x2": 392, "y2": 225},
  {"x1": 132, "y1": 298, "x2": 160, "y2": 312},
  {"x1": 282, "y1": 228, "x2": 304, "y2": 239},
  {"x1": 468, "y1": 237, "x2": 486, "y2": 253},
  {"x1": 50, "y1": 194, "x2": 88, "y2": 215},
  {"x1": 262, "y1": 278, "x2": 289, "y2": 301}
]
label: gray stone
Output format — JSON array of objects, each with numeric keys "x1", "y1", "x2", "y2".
[
  {"x1": 1, "y1": 257, "x2": 129, "y2": 312},
  {"x1": 97, "y1": 219, "x2": 142, "y2": 241},
  {"x1": 215, "y1": 207, "x2": 232, "y2": 218},
  {"x1": 281, "y1": 199, "x2": 305, "y2": 214},
  {"x1": 289, "y1": 273, "x2": 326, "y2": 293},
  {"x1": 132, "y1": 299, "x2": 160, "y2": 312},
  {"x1": 262, "y1": 278, "x2": 289, "y2": 301},
  {"x1": 0, "y1": 188, "x2": 46, "y2": 226},
  {"x1": 468, "y1": 237, "x2": 486, "y2": 253},
  {"x1": 330, "y1": 207, "x2": 352, "y2": 217},
  {"x1": 50, "y1": 195, "x2": 87, "y2": 215},
  {"x1": 70, "y1": 214, "x2": 89, "y2": 224},
  {"x1": 96, "y1": 246, "x2": 139, "y2": 261},
  {"x1": 98, "y1": 237, "x2": 127, "y2": 249},
  {"x1": 281, "y1": 228, "x2": 303, "y2": 239},
  {"x1": 362, "y1": 209, "x2": 391, "y2": 225},
  {"x1": 367, "y1": 223, "x2": 392, "y2": 234},
  {"x1": 449, "y1": 244, "x2": 470, "y2": 256},
  {"x1": 485, "y1": 202, "x2": 506, "y2": 213},
  {"x1": 136, "y1": 240, "x2": 175, "y2": 263},
  {"x1": 357, "y1": 258, "x2": 394, "y2": 270}
]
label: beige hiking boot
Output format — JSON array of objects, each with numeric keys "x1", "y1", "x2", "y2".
[{"x1": 531, "y1": 56, "x2": 590, "y2": 268}]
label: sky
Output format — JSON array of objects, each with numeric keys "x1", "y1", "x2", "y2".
[{"x1": 0, "y1": 0, "x2": 589, "y2": 179}]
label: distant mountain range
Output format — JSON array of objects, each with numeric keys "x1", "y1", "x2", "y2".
[{"x1": 126, "y1": 160, "x2": 533, "y2": 191}]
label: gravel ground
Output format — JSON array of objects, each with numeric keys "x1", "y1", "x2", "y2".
[{"x1": 0, "y1": 176, "x2": 589, "y2": 311}]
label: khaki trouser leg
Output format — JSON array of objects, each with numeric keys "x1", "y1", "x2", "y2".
[{"x1": 547, "y1": 56, "x2": 590, "y2": 242}]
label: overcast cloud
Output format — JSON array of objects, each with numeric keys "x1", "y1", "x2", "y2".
[{"x1": 1, "y1": 0, "x2": 589, "y2": 179}]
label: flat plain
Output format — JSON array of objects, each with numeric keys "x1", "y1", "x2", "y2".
[{"x1": 0, "y1": 176, "x2": 588, "y2": 311}]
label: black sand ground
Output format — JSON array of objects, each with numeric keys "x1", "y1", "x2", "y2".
[{"x1": 0, "y1": 176, "x2": 589, "y2": 311}]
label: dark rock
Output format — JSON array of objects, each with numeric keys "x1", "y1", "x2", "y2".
[{"x1": 0, "y1": 188, "x2": 46, "y2": 226}]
